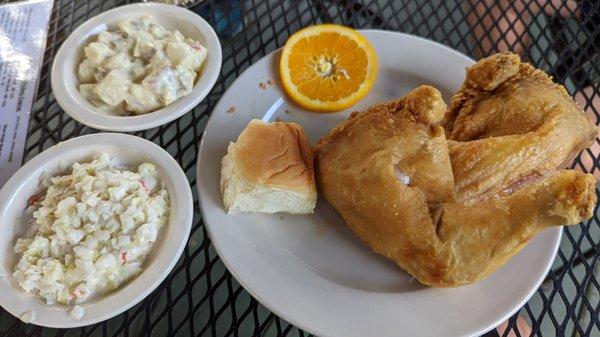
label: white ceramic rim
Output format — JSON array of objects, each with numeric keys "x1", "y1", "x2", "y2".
[
  {"x1": 51, "y1": 3, "x2": 222, "y2": 132},
  {"x1": 196, "y1": 30, "x2": 563, "y2": 337},
  {"x1": 0, "y1": 133, "x2": 193, "y2": 328}
]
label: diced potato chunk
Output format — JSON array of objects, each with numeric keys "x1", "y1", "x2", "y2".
[
  {"x1": 166, "y1": 40, "x2": 207, "y2": 71},
  {"x1": 117, "y1": 19, "x2": 143, "y2": 36},
  {"x1": 126, "y1": 84, "x2": 161, "y2": 114},
  {"x1": 176, "y1": 68, "x2": 196, "y2": 92},
  {"x1": 97, "y1": 31, "x2": 123, "y2": 45},
  {"x1": 79, "y1": 84, "x2": 104, "y2": 107},
  {"x1": 105, "y1": 52, "x2": 131, "y2": 70},
  {"x1": 78, "y1": 59, "x2": 96, "y2": 83},
  {"x1": 129, "y1": 60, "x2": 146, "y2": 81},
  {"x1": 84, "y1": 42, "x2": 114, "y2": 65},
  {"x1": 93, "y1": 70, "x2": 130, "y2": 106}
]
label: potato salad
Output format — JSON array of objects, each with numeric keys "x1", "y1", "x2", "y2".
[
  {"x1": 78, "y1": 17, "x2": 208, "y2": 115},
  {"x1": 12, "y1": 154, "x2": 170, "y2": 306}
]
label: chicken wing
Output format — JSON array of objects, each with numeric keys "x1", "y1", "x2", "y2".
[{"x1": 443, "y1": 52, "x2": 597, "y2": 202}]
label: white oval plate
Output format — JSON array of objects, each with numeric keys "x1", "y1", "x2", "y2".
[
  {"x1": 51, "y1": 3, "x2": 222, "y2": 132},
  {"x1": 0, "y1": 133, "x2": 193, "y2": 328},
  {"x1": 196, "y1": 31, "x2": 561, "y2": 337}
]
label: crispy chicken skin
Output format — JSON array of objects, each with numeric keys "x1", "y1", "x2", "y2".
[
  {"x1": 443, "y1": 52, "x2": 598, "y2": 202},
  {"x1": 315, "y1": 85, "x2": 596, "y2": 287}
]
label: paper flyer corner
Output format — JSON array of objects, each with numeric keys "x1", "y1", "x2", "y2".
[{"x1": 0, "y1": 0, "x2": 53, "y2": 188}]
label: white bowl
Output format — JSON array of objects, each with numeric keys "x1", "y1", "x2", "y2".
[
  {"x1": 0, "y1": 133, "x2": 193, "y2": 328},
  {"x1": 51, "y1": 3, "x2": 222, "y2": 132}
]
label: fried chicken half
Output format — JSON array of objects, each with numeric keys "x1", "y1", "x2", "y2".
[
  {"x1": 315, "y1": 85, "x2": 596, "y2": 287},
  {"x1": 443, "y1": 52, "x2": 598, "y2": 202}
]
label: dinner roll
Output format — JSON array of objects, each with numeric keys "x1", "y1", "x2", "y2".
[{"x1": 220, "y1": 119, "x2": 317, "y2": 214}]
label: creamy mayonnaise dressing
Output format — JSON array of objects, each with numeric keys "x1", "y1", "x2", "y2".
[{"x1": 78, "y1": 17, "x2": 207, "y2": 115}]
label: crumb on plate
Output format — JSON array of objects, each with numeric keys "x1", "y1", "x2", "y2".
[{"x1": 259, "y1": 79, "x2": 275, "y2": 90}]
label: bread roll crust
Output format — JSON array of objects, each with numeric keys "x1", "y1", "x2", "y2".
[{"x1": 235, "y1": 120, "x2": 315, "y2": 193}]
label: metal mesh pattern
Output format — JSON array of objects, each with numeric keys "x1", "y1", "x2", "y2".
[{"x1": 1, "y1": 0, "x2": 599, "y2": 336}]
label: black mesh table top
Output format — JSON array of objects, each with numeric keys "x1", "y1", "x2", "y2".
[{"x1": 1, "y1": 0, "x2": 599, "y2": 336}]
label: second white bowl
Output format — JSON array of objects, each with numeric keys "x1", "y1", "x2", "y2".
[
  {"x1": 0, "y1": 133, "x2": 193, "y2": 327},
  {"x1": 51, "y1": 3, "x2": 222, "y2": 132}
]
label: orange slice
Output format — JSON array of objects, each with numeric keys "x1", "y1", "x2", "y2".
[{"x1": 279, "y1": 24, "x2": 378, "y2": 112}]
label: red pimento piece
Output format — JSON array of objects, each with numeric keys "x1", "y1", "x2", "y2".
[
  {"x1": 148, "y1": 79, "x2": 158, "y2": 91},
  {"x1": 27, "y1": 194, "x2": 40, "y2": 206},
  {"x1": 189, "y1": 42, "x2": 203, "y2": 52}
]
